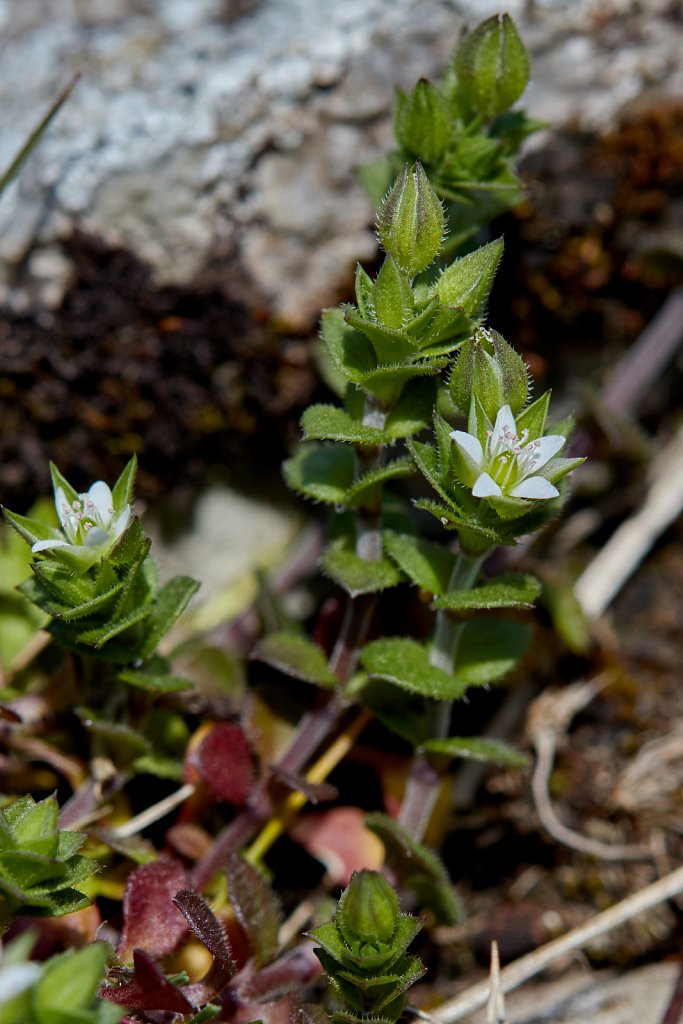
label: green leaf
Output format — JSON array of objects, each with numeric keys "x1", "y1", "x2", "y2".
[
  {"x1": 137, "y1": 575, "x2": 199, "y2": 660},
  {"x1": 283, "y1": 444, "x2": 355, "y2": 504},
  {"x1": 358, "y1": 359, "x2": 446, "y2": 407},
  {"x1": 384, "y1": 376, "x2": 437, "y2": 438},
  {"x1": 116, "y1": 669, "x2": 194, "y2": 693},
  {"x1": 365, "y1": 813, "x2": 461, "y2": 925},
  {"x1": 321, "y1": 307, "x2": 377, "y2": 383},
  {"x1": 0, "y1": 76, "x2": 77, "y2": 199},
  {"x1": 322, "y1": 543, "x2": 404, "y2": 598},
  {"x1": 434, "y1": 572, "x2": 541, "y2": 610},
  {"x1": 66, "y1": 603, "x2": 152, "y2": 647},
  {"x1": 515, "y1": 390, "x2": 550, "y2": 437},
  {"x1": 302, "y1": 405, "x2": 392, "y2": 446},
  {"x1": 345, "y1": 312, "x2": 417, "y2": 365},
  {"x1": 360, "y1": 638, "x2": 467, "y2": 699},
  {"x1": 107, "y1": 517, "x2": 150, "y2": 568},
  {"x1": 436, "y1": 238, "x2": 503, "y2": 314},
  {"x1": 424, "y1": 736, "x2": 528, "y2": 767},
  {"x1": 34, "y1": 942, "x2": 109, "y2": 1019},
  {"x1": 132, "y1": 753, "x2": 184, "y2": 781},
  {"x1": 372, "y1": 255, "x2": 414, "y2": 330},
  {"x1": 345, "y1": 458, "x2": 414, "y2": 505},
  {"x1": 383, "y1": 531, "x2": 456, "y2": 596},
  {"x1": 355, "y1": 264, "x2": 375, "y2": 319},
  {"x1": 457, "y1": 618, "x2": 532, "y2": 684},
  {"x1": 253, "y1": 632, "x2": 337, "y2": 688}
]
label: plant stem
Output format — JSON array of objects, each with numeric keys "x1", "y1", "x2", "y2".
[
  {"x1": 245, "y1": 706, "x2": 373, "y2": 865},
  {"x1": 398, "y1": 550, "x2": 486, "y2": 840}
]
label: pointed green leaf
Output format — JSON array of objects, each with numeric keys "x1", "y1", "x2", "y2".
[
  {"x1": 117, "y1": 669, "x2": 193, "y2": 693},
  {"x1": 424, "y1": 736, "x2": 528, "y2": 767},
  {"x1": 66, "y1": 603, "x2": 152, "y2": 648},
  {"x1": 358, "y1": 359, "x2": 446, "y2": 407},
  {"x1": 436, "y1": 238, "x2": 503, "y2": 314},
  {"x1": 283, "y1": 444, "x2": 355, "y2": 504},
  {"x1": 136, "y1": 575, "x2": 199, "y2": 660},
  {"x1": 360, "y1": 638, "x2": 467, "y2": 700},
  {"x1": 345, "y1": 311, "x2": 418, "y2": 364},
  {"x1": 373, "y1": 255, "x2": 414, "y2": 330},
  {"x1": 434, "y1": 572, "x2": 541, "y2": 610},
  {"x1": 384, "y1": 376, "x2": 437, "y2": 438},
  {"x1": 321, "y1": 307, "x2": 377, "y2": 383},
  {"x1": 34, "y1": 942, "x2": 109, "y2": 1016},
  {"x1": 383, "y1": 531, "x2": 456, "y2": 596},
  {"x1": 345, "y1": 458, "x2": 414, "y2": 505},
  {"x1": 457, "y1": 618, "x2": 532, "y2": 684},
  {"x1": 2, "y1": 509, "x2": 63, "y2": 550},
  {"x1": 302, "y1": 405, "x2": 392, "y2": 446},
  {"x1": 253, "y1": 632, "x2": 337, "y2": 688},
  {"x1": 365, "y1": 813, "x2": 461, "y2": 925},
  {"x1": 322, "y1": 543, "x2": 403, "y2": 598}
]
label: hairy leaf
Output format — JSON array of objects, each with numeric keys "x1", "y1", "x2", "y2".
[
  {"x1": 226, "y1": 855, "x2": 283, "y2": 967},
  {"x1": 360, "y1": 638, "x2": 467, "y2": 700},
  {"x1": 253, "y1": 632, "x2": 337, "y2": 688}
]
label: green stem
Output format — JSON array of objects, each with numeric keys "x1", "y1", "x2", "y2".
[{"x1": 398, "y1": 549, "x2": 486, "y2": 840}]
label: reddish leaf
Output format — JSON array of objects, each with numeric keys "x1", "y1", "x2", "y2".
[
  {"x1": 100, "y1": 949, "x2": 193, "y2": 1013},
  {"x1": 194, "y1": 723, "x2": 254, "y2": 804},
  {"x1": 173, "y1": 889, "x2": 237, "y2": 1005},
  {"x1": 290, "y1": 807, "x2": 384, "y2": 885},
  {"x1": 226, "y1": 854, "x2": 283, "y2": 967},
  {"x1": 118, "y1": 858, "x2": 189, "y2": 960}
]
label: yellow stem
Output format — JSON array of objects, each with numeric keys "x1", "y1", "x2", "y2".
[{"x1": 245, "y1": 707, "x2": 373, "y2": 865}]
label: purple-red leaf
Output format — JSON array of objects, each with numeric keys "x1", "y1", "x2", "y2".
[
  {"x1": 118, "y1": 858, "x2": 189, "y2": 960},
  {"x1": 100, "y1": 949, "x2": 193, "y2": 1013},
  {"x1": 173, "y1": 889, "x2": 236, "y2": 1005},
  {"x1": 194, "y1": 723, "x2": 254, "y2": 804},
  {"x1": 226, "y1": 854, "x2": 283, "y2": 967}
]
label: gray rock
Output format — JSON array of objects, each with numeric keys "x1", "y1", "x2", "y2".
[{"x1": 1, "y1": 0, "x2": 683, "y2": 321}]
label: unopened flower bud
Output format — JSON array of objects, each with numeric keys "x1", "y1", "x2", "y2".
[
  {"x1": 337, "y1": 870, "x2": 398, "y2": 947},
  {"x1": 452, "y1": 13, "x2": 530, "y2": 122},
  {"x1": 378, "y1": 163, "x2": 444, "y2": 277},
  {"x1": 394, "y1": 78, "x2": 452, "y2": 166},
  {"x1": 450, "y1": 326, "x2": 529, "y2": 420}
]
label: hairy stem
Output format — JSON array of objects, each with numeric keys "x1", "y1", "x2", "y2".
[{"x1": 398, "y1": 550, "x2": 486, "y2": 840}]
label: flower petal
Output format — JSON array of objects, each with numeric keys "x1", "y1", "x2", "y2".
[
  {"x1": 472, "y1": 472, "x2": 503, "y2": 498},
  {"x1": 83, "y1": 527, "x2": 110, "y2": 548},
  {"x1": 508, "y1": 476, "x2": 559, "y2": 500},
  {"x1": 493, "y1": 404, "x2": 516, "y2": 441},
  {"x1": 528, "y1": 434, "x2": 565, "y2": 470},
  {"x1": 111, "y1": 505, "x2": 131, "y2": 540},
  {"x1": 55, "y1": 487, "x2": 70, "y2": 529},
  {"x1": 450, "y1": 430, "x2": 484, "y2": 480},
  {"x1": 87, "y1": 481, "x2": 114, "y2": 524},
  {"x1": 32, "y1": 538, "x2": 69, "y2": 553}
]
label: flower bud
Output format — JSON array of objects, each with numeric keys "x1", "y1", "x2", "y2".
[
  {"x1": 336, "y1": 870, "x2": 398, "y2": 947},
  {"x1": 450, "y1": 326, "x2": 529, "y2": 420},
  {"x1": 378, "y1": 163, "x2": 444, "y2": 278},
  {"x1": 394, "y1": 79, "x2": 452, "y2": 166},
  {"x1": 452, "y1": 14, "x2": 530, "y2": 122}
]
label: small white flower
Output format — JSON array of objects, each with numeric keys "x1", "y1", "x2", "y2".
[
  {"x1": 450, "y1": 404, "x2": 565, "y2": 506},
  {"x1": 32, "y1": 479, "x2": 131, "y2": 558}
]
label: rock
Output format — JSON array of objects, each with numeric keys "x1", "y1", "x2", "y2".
[{"x1": 2, "y1": 0, "x2": 683, "y2": 322}]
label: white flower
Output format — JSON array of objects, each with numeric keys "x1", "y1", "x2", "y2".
[
  {"x1": 450, "y1": 404, "x2": 565, "y2": 504},
  {"x1": 32, "y1": 479, "x2": 131, "y2": 557}
]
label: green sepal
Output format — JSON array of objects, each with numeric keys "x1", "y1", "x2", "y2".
[
  {"x1": 48, "y1": 462, "x2": 79, "y2": 508},
  {"x1": 383, "y1": 531, "x2": 457, "y2": 596},
  {"x1": 111, "y1": 454, "x2": 137, "y2": 512},
  {"x1": 365, "y1": 813, "x2": 461, "y2": 925},
  {"x1": 18, "y1": 575, "x2": 124, "y2": 622},
  {"x1": 253, "y1": 631, "x2": 337, "y2": 689},
  {"x1": 2, "y1": 509, "x2": 63, "y2": 551},
  {"x1": 424, "y1": 735, "x2": 528, "y2": 767},
  {"x1": 322, "y1": 542, "x2": 404, "y2": 598},
  {"x1": 360, "y1": 637, "x2": 467, "y2": 700},
  {"x1": 433, "y1": 572, "x2": 541, "y2": 610},
  {"x1": 302, "y1": 405, "x2": 392, "y2": 446},
  {"x1": 515, "y1": 389, "x2": 550, "y2": 437},
  {"x1": 59, "y1": 603, "x2": 152, "y2": 648}
]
